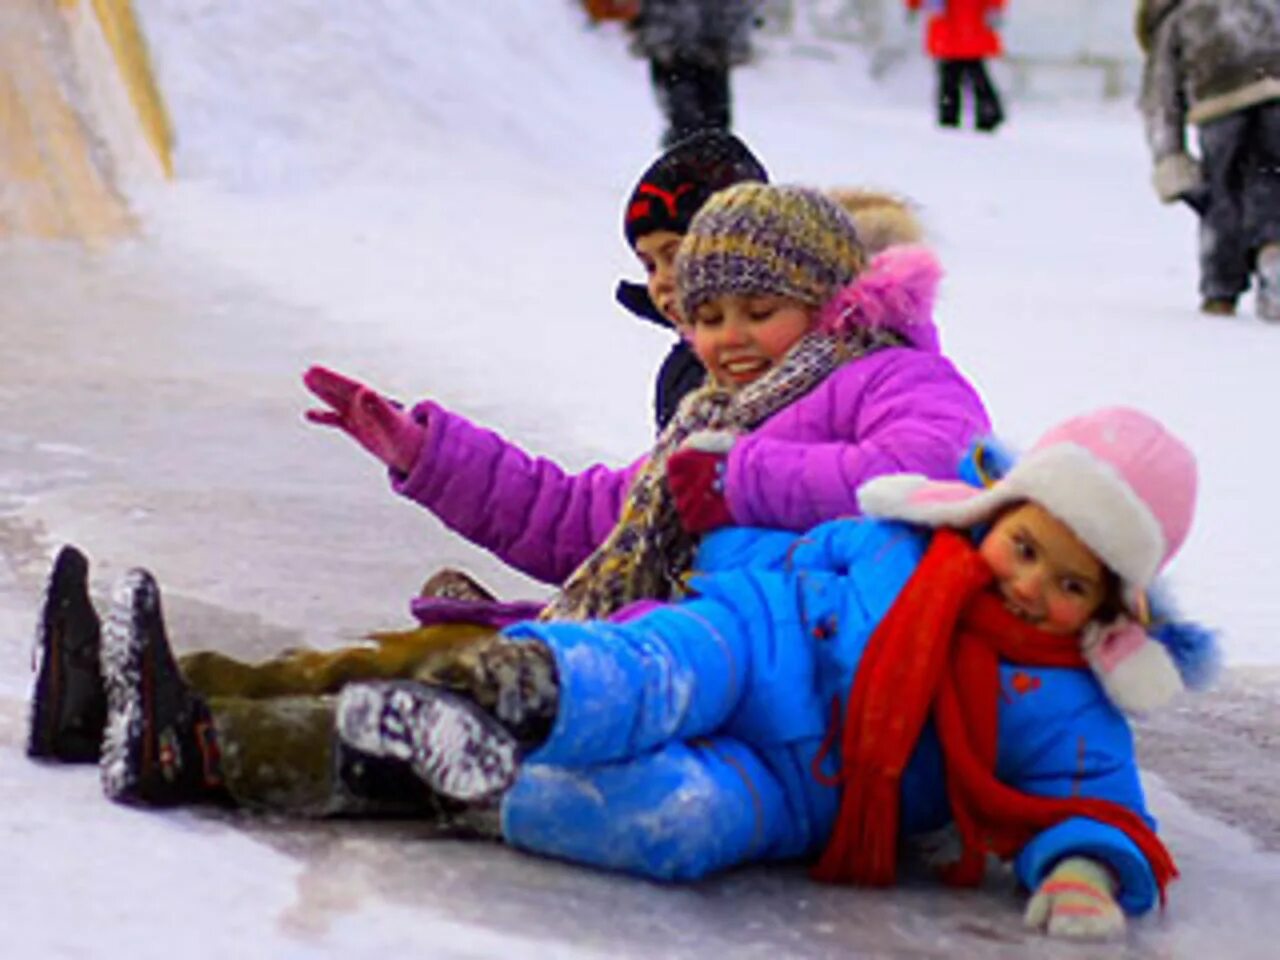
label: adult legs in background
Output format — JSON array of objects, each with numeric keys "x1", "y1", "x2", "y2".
[
  {"x1": 968, "y1": 59, "x2": 1005, "y2": 132},
  {"x1": 1242, "y1": 101, "x2": 1280, "y2": 320},
  {"x1": 650, "y1": 57, "x2": 731, "y2": 147},
  {"x1": 1197, "y1": 111, "x2": 1252, "y2": 312},
  {"x1": 937, "y1": 60, "x2": 963, "y2": 128}
]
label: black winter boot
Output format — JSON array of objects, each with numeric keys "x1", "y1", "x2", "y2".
[
  {"x1": 100, "y1": 570, "x2": 229, "y2": 806},
  {"x1": 27, "y1": 545, "x2": 107, "y2": 762}
]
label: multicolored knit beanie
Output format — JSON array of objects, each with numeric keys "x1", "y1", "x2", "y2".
[
  {"x1": 623, "y1": 130, "x2": 768, "y2": 247},
  {"x1": 676, "y1": 183, "x2": 865, "y2": 320}
]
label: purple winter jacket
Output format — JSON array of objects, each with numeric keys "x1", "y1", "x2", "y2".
[{"x1": 392, "y1": 246, "x2": 990, "y2": 589}]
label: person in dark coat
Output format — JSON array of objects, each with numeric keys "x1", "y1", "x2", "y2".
[
  {"x1": 614, "y1": 129, "x2": 768, "y2": 430},
  {"x1": 1137, "y1": 0, "x2": 1280, "y2": 320},
  {"x1": 628, "y1": 0, "x2": 759, "y2": 148}
]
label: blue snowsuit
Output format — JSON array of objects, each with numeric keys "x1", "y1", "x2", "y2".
[{"x1": 500, "y1": 518, "x2": 1163, "y2": 914}]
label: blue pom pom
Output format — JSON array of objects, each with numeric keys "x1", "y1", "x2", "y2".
[
  {"x1": 957, "y1": 435, "x2": 1016, "y2": 490},
  {"x1": 1146, "y1": 581, "x2": 1221, "y2": 690}
]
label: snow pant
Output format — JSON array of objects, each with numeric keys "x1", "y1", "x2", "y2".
[
  {"x1": 179, "y1": 622, "x2": 498, "y2": 699},
  {"x1": 937, "y1": 59, "x2": 1004, "y2": 132},
  {"x1": 649, "y1": 57, "x2": 731, "y2": 148},
  {"x1": 1196, "y1": 100, "x2": 1280, "y2": 301},
  {"x1": 179, "y1": 623, "x2": 499, "y2": 814},
  {"x1": 498, "y1": 598, "x2": 840, "y2": 881}
]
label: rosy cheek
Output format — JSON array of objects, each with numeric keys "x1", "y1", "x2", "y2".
[
  {"x1": 1044, "y1": 595, "x2": 1090, "y2": 634},
  {"x1": 979, "y1": 539, "x2": 1014, "y2": 578},
  {"x1": 691, "y1": 334, "x2": 715, "y2": 366}
]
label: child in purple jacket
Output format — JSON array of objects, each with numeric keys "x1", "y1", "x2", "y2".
[
  {"x1": 302, "y1": 183, "x2": 988, "y2": 617},
  {"x1": 29, "y1": 184, "x2": 990, "y2": 814}
]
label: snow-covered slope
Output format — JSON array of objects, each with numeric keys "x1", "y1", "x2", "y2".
[{"x1": 130, "y1": 0, "x2": 1279, "y2": 660}]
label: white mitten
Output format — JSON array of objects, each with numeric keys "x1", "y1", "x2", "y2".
[
  {"x1": 1024, "y1": 857, "x2": 1126, "y2": 940},
  {"x1": 680, "y1": 429, "x2": 737, "y2": 454},
  {"x1": 1152, "y1": 153, "x2": 1204, "y2": 204}
]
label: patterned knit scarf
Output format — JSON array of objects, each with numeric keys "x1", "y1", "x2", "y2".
[
  {"x1": 540, "y1": 328, "x2": 900, "y2": 622},
  {"x1": 810, "y1": 529, "x2": 1179, "y2": 903}
]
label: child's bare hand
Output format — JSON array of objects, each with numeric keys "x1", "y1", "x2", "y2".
[
  {"x1": 1024, "y1": 856, "x2": 1126, "y2": 940},
  {"x1": 303, "y1": 365, "x2": 425, "y2": 474}
]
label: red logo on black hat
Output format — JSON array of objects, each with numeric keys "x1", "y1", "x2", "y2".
[{"x1": 634, "y1": 182, "x2": 694, "y2": 218}]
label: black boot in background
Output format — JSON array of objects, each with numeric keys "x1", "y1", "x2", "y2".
[
  {"x1": 937, "y1": 60, "x2": 963, "y2": 128},
  {"x1": 970, "y1": 60, "x2": 1005, "y2": 132},
  {"x1": 27, "y1": 545, "x2": 107, "y2": 763}
]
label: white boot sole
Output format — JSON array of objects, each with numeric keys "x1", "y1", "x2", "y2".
[{"x1": 336, "y1": 681, "x2": 519, "y2": 803}]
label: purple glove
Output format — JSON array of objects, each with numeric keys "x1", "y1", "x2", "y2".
[{"x1": 303, "y1": 365, "x2": 426, "y2": 475}]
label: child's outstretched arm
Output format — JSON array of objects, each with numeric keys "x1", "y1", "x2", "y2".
[
  {"x1": 303, "y1": 365, "x2": 641, "y2": 584},
  {"x1": 1024, "y1": 856, "x2": 1125, "y2": 940},
  {"x1": 1006, "y1": 700, "x2": 1164, "y2": 920}
]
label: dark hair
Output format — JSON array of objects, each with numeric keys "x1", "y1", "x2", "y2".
[{"x1": 1092, "y1": 568, "x2": 1125, "y2": 626}]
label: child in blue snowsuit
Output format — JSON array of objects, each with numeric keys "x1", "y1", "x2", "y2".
[{"x1": 336, "y1": 406, "x2": 1216, "y2": 942}]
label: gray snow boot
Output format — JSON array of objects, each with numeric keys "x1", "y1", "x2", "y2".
[
  {"x1": 1256, "y1": 243, "x2": 1280, "y2": 322},
  {"x1": 336, "y1": 635, "x2": 558, "y2": 803},
  {"x1": 27, "y1": 545, "x2": 106, "y2": 762},
  {"x1": 100, "y1": 569, "x2": 230, "y2": 806},
  {"x1": 336, "y1": 680, "x2": 522, "y2": 803}
]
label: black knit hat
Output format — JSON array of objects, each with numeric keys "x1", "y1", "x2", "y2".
[{"x1": 623, "y1": 130, "x2": 769, "y2": 248}]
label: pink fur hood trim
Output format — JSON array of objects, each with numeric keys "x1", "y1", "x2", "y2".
[{"x1": 816, "y1": 244, "x2": 942, "y2": 352}]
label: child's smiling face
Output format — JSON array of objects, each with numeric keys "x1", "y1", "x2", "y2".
[
  {"x1": 688, "y1": 293, "x2": 815, "y2": 388},
  {"x1": 978, "y1": 502, "x2": 1109, "y2": 635}
]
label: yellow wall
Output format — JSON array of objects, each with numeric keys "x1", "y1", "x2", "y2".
[{"x1": 0, "y1": 0, "x2": 173, "y2": 241}]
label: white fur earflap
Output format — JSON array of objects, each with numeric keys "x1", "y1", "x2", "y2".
[
  {"x1": 1083, "y1": 619, "x2": 1186, "y2": 716},
  {"x1": 858, "y1": 473, "x2": 1014, "y2": 530},
  {"x1": 857, "y1": 473, "x2": 930, "y2": 515}
]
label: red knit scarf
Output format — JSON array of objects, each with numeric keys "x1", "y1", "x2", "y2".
[{"x1": 810, "y1": 528, "x2": 1178, "y2": 903}]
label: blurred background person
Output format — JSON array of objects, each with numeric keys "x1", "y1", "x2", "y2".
[
  {"x1": 906, "y1": 0, "x2": 1007, "y2": 132},
  {"x1": 628, "y1": 0, "x2": 760, "y2": 147},
  {"x1": 1137, "y1": 0, "x2": 1280, "y2": 321}
]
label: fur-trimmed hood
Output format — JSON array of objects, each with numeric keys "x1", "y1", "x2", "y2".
[
  {"x1": 827, "y1": 188, "x2": 925, "y2": 257},
  {"x1": 818, "y1": 244, "x2": 942, "y2": 353}
]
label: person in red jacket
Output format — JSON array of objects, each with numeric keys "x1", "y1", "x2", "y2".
[{"x1": 906, "y1": 0, "x2": 1006, "y2": 132}]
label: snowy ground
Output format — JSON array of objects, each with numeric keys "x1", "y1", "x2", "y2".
[{"x1": 2, "y1": 2, "x2": 1279, "y2": 957}]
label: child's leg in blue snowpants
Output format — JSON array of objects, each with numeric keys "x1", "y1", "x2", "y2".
[
  {"x1": 505, "y1": 594, "x2": 793, "y2": 767},
  {"x1": 502, "y1": 736, "x2": 805, "y2": 881}
]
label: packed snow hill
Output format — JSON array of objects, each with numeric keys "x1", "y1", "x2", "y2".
[{"x1": 1, "y1": 2, "x2": 1279, "y2": 959}]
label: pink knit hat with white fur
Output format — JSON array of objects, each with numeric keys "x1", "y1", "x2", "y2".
[{"x1": 858, "y1": 407, "x2": 1202, "y2": 714}]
